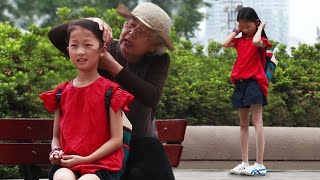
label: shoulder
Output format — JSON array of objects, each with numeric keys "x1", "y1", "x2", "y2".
[
  {"x1": 57, "y1": 81, "x2": 70, "y2": 89},
  {"x1": 98, "y1": 77, "x2": 120, "y2": 90}
]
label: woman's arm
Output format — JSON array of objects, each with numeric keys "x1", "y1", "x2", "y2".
[{"x1": 115, "y1": 56, "x2": 170, "y2": 108}]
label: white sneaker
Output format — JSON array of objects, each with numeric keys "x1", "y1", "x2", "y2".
[
  {"x1": 240, "y1": 162, "x2": 267, "y2": 176},
  {"x1": 230, "y1": 162, "x2": 250, "y2": 175}
]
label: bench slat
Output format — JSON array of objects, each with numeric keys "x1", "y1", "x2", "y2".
[
  {"x1": 156, "y1": 119, "x2": 187, "y2": 143},
  {"x1": 0, "y1": 119, "x2": 53, "y2": 140},
  {"x1": 0, "y1": 144, "x2": 51, "y2": 164},
  {"x1": 163, "y1": 144, "x2": 183, "y2": 167}
]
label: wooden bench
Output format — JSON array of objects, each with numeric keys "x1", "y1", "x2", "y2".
[
  {"x1": 0, "y1": 118, "x2": 53, "y2": 179},
  {"x1": 0, "y1": 118, "x2": 187, "y2": 179},
  {"x1": 156, "y1": 119, "x2": 188, "y2": 167}
]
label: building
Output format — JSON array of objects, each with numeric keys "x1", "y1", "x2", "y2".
[{"x1": 194, "y1": 0, "x2": 289, "y2": 47}]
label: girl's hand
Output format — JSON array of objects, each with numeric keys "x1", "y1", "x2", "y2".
[
  {"x1": 86, "y1": 17, "x2": 113, "y2": 46},
  {"x1": 235, "y1": 22, "x2": 241, "y2": 32},
  {"x1": 49, "y1": 149, "x2": 64, "y2": 165},
  {"x1": 60, "y1": 155, "x2": 87, "y2": 168},
  {"x1": 259, "y1": 21, "x2": 267, "y2": 30}
]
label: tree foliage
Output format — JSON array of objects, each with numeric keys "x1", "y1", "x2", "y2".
[
  {"x1": 0, "y1": 0, "x2": 207, "y2": 39},
  {"x1": 1, "y1": 7, "x2": 320, "y2": 128},
  {"x1": 1, "y1": 0, "x2": 138, "y2": 29}
]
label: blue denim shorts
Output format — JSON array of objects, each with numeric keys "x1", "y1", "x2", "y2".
[{"x1": 231, "y1": 79, "x2": 267, "y2": 109}]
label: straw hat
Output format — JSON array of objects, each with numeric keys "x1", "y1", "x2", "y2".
[{"x1": 117, "y1": 2, "x2": 174, "y2": 51}]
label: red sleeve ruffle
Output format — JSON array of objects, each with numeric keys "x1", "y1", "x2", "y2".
[
  {"x1": 39, "y1": 88, "x2": 59, "y2": 112},
  {"x1": 111, "y1": 88, "x2": 134, "y2": 113},
  {"x1": 39, "y1": 82, "x2": 68, "y2": 112}
]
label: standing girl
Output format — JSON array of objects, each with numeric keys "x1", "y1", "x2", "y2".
[
  {"x1": 39, "y1": 19, "x2": 134, "y2": 180},
  {"x1": 221, "y1": 7, "x2": 272, "y2": 176}
]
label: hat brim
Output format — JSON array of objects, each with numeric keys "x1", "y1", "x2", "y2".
[
  {"x1": 48, "y1": 22, "x2": 69, "y2": 56},
  {"x1": 116, "y1": 3, "x2": 174, "y2": 51}
]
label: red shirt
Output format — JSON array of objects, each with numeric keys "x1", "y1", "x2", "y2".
[
  {"x1": 231, "y1": 36, "x2": 272, "y2": 96},
  {"x1": 39, "y1": 77, "x2": 134, "y2": 174}
]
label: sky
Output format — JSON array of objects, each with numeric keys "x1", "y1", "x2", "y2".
[{"x1": 289, "y1": 0, "x2": 320, "y2": 45}]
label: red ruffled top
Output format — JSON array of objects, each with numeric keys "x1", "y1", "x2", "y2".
[
  {"x1": 39, "y1": 77, "x2": 134, "y2": 174},
  {"x1": 231, "y1": 36, "x2": 272, "y2": 96}
]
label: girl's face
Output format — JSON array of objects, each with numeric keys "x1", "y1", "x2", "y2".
[
  {"x1": 67, "y1": 26, "x2": 103, "y2": 71},
  {"x1": 238, "y1": 20, "x2": 258, "y2": 38},
  {"x1": 119, "y1": 17, "x2": 159, "y2": 62}
]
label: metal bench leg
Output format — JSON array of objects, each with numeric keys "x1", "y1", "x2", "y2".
[{"x1": 21, "y1": 165, "x2": 41, "y2": 180}]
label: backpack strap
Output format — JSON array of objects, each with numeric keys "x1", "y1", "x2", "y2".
[
  {"x1": 258, "y1": 47, "x2": 268, "y2": 73},
  {"x1": 56, "y1": 88, "x2": 63, "y2": 105},
  {"x1": 105, "y1": 86, "x2": 113, "y2": 122},
  {"x1": 55, "y1": 82, "x2": 69, "y2": 111}
]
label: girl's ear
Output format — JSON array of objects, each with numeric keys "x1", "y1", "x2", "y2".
[{"x1": 100, "y1": 46, "x2": 108, "y2": 56}]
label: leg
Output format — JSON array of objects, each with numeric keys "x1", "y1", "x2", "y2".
[
  {"x1": 239, "y1": 108, "x2": 250, "y2": 163},
  {"x1": 79, "y1": 174, "x2": 100, "y2": 180},
  {"x1": 122, "y1": 137, "x2": 175, "y2": 180},
  {"x1": 251, "y1": 104, "x2": 265, "y2": 164},
  {"x1": 53, "y1": 168, "x2": 77, "y2": 180}
]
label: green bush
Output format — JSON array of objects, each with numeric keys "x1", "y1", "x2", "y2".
[
  {"x1": 0, "y1": 7, "x2": 319, "y2": 126},
  {"x1": 1, "y1": 6, "x2": 320, "y2": 178}
]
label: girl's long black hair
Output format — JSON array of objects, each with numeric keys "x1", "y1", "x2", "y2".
[{"x1": 237, "y1": 7, "x2": 268, "y2": 39}]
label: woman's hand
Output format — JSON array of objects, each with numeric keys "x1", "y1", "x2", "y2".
[
  {"x1": 99, "y1": 47, "x2": 123, "y2": 76},
  {"x1": 86, "y1": 17, "x2": 113, "y2": 45}
]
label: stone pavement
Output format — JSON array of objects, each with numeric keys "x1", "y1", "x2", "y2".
[
  {"x1": 4, "y1": 169, "x2": 320, "y2": 180},
  {"x1": 173, "y1": 169, "x2": 320, "y2": 180}
]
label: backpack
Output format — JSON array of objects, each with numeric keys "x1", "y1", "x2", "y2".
[
  {"x1": 259, "y1": 48, "x2": 278, "y2": 83},
  {"x1": 56, "y1": 85, "x2": 131, "y2": 176}
]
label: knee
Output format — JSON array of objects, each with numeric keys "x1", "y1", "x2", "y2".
[
  {"x1": 252, "y1": 119, "x2": 263, "y2": 128},
  {"x1": 53, "y1": 168, "x2": 76, "y2": 180}
]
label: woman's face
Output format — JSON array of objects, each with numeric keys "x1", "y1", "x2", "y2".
[{"x1": 119, "y1": 17, "x2": 158, "y2": 62}]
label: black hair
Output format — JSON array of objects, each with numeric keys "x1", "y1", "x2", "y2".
[
  {"x1": 237, "y1": 7, "x2": 268, "y2": 39},
  {"x1": 66, "y1": 19, "x2": 104, "y2": 47}
]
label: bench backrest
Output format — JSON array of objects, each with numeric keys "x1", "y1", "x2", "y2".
[
  {"x1": 0, "y1": 118, "x2": 187, "y2": 167},
  {"x1": 0, "y1": 118, "x2": 53, "y2": 164}
]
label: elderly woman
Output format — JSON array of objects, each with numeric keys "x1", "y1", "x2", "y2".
[{"x1": 48, "y1": 2, "x2": 175, "y2": 180}]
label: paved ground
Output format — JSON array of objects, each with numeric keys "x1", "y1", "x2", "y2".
[
  {"x1": 4, "y1": 169, "x2": 320, "y2": 180},
  {"x1": 173, "y1": 169, "x2": 320, "y2": 180}
]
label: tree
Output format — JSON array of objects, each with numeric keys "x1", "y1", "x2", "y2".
[
  {"x1": 1, "y1": 0, "x2": 138, "y2": 29},
  {"x1": 0, "y1": 0, "x2": 209, "y2": 39},
  {"x1": 172, "y1": 0, "x2": 211, "y2": 39}
]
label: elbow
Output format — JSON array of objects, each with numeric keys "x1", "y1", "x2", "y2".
[
  {"x1": 113, "y1": 136, "x2": 123, "y2": 149},
  {"x1": 252, "y1": 39, "x2": 262, "y2": 47},
  {"x1": 221, "y1": 41, "x2": 228, "y2": 48},
  {"x1": 145, "y1": 89, "x2": 162, "y2": 108},
  {"x1": 116, "y1": 137, "x2": 123, "y2": 148}
]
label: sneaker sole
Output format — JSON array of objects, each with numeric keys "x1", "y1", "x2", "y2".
[
  {"x1": 240, "y1": 170, "x2": 266, "y2": 176},
  {"x1": 230, "y1": 170, "x2": 240, "y2": 175}
]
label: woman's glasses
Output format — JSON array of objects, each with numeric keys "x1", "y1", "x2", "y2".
[{"x1": 124, "y1": 18, "x2": 155, "y2": 39}]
